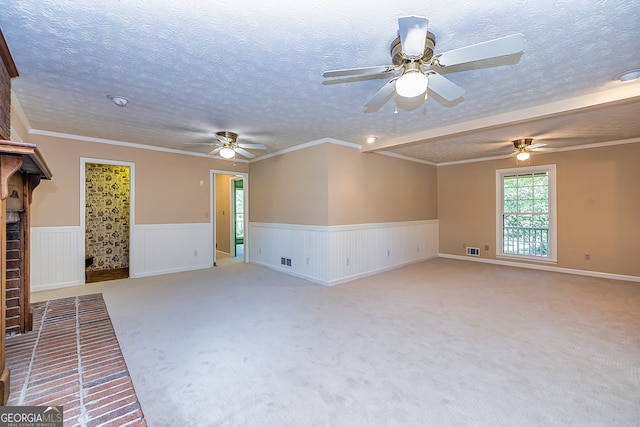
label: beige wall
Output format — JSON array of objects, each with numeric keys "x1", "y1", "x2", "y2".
[
  {"x1": 438, "y1": 142, "x2": 640, "y2": 277},
  {"x1": 26, "y1": 133, "x2": 248, "y2": 226},
  {"x1": 249, "y1": 143, "x2": 329, "y2": 225},
  {"x1": 215, "y1": 174, "x2": 233, "y2": 253},
  {"x1": 249, "y1": 142, "x2": 437, "y2": 226},
  {"x1": 327, "y1": 143, "x2": 437, "y2": 225},
  {"x1": 10, "y1": 95, "x2": 29, "y2": 142}
]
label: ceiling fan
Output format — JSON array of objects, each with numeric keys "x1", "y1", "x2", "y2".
[
  {"x1": 323, "y1": 16, "x2": 525, "y2": 109},
  {"x1": 184, "y1": 131, "x2": 266, "y2": 159},
  {"x1": 510, "y1": 138, "x2": 548, "y2": 161}
]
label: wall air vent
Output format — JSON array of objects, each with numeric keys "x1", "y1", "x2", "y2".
[{"x1": 466, "y1": 247, "x2": 480, "y2": 256}]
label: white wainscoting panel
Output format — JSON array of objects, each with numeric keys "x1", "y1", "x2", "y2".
[
  {"x1": 249, "y1": 220, "x2": 438, "y2": 285},
  {"x1": 250, "y1": 223, "x2": 329, "y2": 283},
  {"x1": 132, "y1": 223, "x2": 213, "y2": 278},
  {"x1": 31, "y1": 223, "x2": 213, "y2": 291},
  {"x1": 31, "y1": 226, "x2": 84, "y2": 291}
]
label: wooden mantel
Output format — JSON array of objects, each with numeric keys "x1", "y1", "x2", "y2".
[{"x1": 0, "y1": 139, "x2": 52, "y2": 404}]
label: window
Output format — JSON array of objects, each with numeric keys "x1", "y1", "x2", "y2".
[{"x1": 496, "y1": 164, "x2": 556, "y2": 263}]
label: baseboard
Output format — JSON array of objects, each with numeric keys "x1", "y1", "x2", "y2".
[
  {"x1": 132, "y1": 263, "x2": 213, "y2": 278},
  {"x1": 439, "y1": 253, "x2": 640, "y2": 282},
  {"x1": 31, "y1": 280, "x2": 83, "y2": 293},
  {"x1": 250, "y1": 260, "x2": 328, "y2": 286},
  {"x1": 252, "y1": 255, "x2": 438, "y2": 286},
  {"x1": 323, "y1": 255, "x2": 439, "y2": 286}
]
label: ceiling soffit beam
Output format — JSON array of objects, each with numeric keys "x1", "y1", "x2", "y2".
[{"x1": 362, "y1": 83, "x2": 640, "y2": 153}]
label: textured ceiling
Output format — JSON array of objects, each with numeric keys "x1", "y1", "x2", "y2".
[{"x1": 2, "y1": 0, "x2": 640, "y2": 163}]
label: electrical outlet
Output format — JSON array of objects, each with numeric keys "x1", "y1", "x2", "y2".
[
  {"x1": 584, "y1": 253, "x2": 591, "y2": 260},
  {"x1": 484, "y1": 244, "x2": 490, "y2": 251}
]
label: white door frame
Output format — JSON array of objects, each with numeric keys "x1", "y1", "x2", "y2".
[
  {"x1": 210, "y1": 169, "x2": 249, "y2": 266},
  {"x1": 80, "y1": 158, "x2": 136, "y2": 281}
]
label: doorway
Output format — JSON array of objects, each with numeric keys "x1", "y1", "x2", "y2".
[
  {"x1": 231, "y1": 177, "x2": 244, "y2": 258},
  {"x1": 82, "y1": 159, "x2": 134, "y2": 283},
  {"x1": 212, "y1": 171, "x2": 248, "y2": 266}
]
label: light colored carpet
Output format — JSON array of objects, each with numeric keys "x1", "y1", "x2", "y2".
[{"x1": 33, "y1": 258, "x2": 640, "y2": 426}]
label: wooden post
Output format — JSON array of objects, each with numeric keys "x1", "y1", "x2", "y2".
[{"x1": 23, "y1": 175, "x2": 41, "y2": 332}]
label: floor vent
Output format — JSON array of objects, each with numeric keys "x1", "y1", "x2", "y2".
[{"x1": 466, "y1": 247, "x2": 480, "y2": 256}]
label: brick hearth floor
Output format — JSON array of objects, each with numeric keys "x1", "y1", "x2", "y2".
[{"x1": 5, "y1": 294, "x2": 146, "y2": 427}]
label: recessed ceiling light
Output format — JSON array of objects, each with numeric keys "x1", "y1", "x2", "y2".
[
  {"x1": 107, "y1": 95, "x2": 130, "y2": 107},
  {"x1": 615, "y1": 69, "x2": 640, "y2": 83},
  {"x1": 366, "y1": 136, "x2": 377, "y2": 144}
]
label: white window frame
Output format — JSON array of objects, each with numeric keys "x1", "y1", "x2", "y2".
[{"x1": 496, "y1": 164, "x2": 557, "y2": 263}]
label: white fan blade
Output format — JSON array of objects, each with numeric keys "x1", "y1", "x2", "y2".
[
  {"x1": 216, "y1": 135, "x2": 230, "y2": 144},
  {"x1": 436, "y1": 33, "x2": 525, "y2": 67},
  {"x1": 184, "y1": 142, "x2": 215, "y2": 146},
  {"x1": 237, "y1": 143, "x2": 266, "y2": 150},
  {"x1": 364, "y1": 78, "x2": 397, "y2": 108},
  {"x1": 398, "y1": 16, "x2": 429, "y2": 57},
  {"x1": 529, "y1": 142, "x2": 547, "y2": 149},
  {"x1": 209, "y1": 147, "x2": 222, "y2": 155},
  {"x1": 427, "y1": 72, "x2": 465, "y2": 101},
  {"x1": 323, "y1": 65, "x2": 395, "y2": 78},
  {"x1": 234, "y1": 147, "x2": 255, "y2": 159},
  {"x1": 530, "y1": 147, "x2": 554, "y2": 152}
]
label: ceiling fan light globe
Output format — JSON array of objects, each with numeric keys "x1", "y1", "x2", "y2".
[
  {"x1": 516, "y1": 151, "x2": 530, "y2": 161},
  {"x1": 220, "y1": 147, "x2": 235, "y2": 159},
  {"x1": 396, "y1": 72, "x2": 428, "y2": 98}
]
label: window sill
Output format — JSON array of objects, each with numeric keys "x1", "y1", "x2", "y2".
[{"x1": 497, "y1": 254, "x2": 558, "y2": 264}]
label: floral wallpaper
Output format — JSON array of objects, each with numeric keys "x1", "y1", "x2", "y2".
[{"x1": 85, "y1": 163, "x2": 130, "y2": 271}]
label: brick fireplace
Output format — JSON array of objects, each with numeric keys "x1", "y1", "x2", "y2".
[
  {"x1": 0, "y1": 29, "x2": 18, "y2": 140},
  {"x1": 0, "y1": 28, "x2": 53, "y2": 404}
]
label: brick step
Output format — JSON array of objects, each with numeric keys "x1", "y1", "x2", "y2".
[{"x1": 6, "y1": 297, "x2": 20, "y2": 308}]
